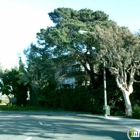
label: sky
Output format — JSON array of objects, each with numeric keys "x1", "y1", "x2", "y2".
[{"x1": 0, "y1": 0, "x2": 140, "y2": 69}]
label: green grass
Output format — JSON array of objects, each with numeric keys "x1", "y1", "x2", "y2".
[
  {"x1": 0, "y1": 105, "x2": 47, "y2": 111},
  {"x1": 0, "y1": 105, "x2": 91, "y2": 114},
  {"x1": 0, "y1": 105, "x2": 72, "y2": 112}
]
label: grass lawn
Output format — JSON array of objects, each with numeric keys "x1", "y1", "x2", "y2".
[{"x1": 0, "y1": 105, "x2": 43, "y2": 111}]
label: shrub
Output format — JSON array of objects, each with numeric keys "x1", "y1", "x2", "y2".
[
  {"x1": 44, "y1": 86, "x2": 106, "y2": 113},
  {"x1": 132, "y1": 105, "x2": 140, "y2": 119}
]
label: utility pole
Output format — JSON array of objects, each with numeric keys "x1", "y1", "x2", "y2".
[
  {"x1": 79, "y1": 30, "x2": 109, "y2": 117},
  {"x1": 103, "y1": 62, "x2": 108, "y2": 117}
]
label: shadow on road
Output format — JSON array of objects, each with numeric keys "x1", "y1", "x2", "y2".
[{"x1": 0, "y1": 111, "x2": 129, "y2": 140}]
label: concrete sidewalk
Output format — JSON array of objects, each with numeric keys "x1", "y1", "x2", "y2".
[
  {"x1": 99, "y1": 115, "x2": 140, "y2": 131},
  {"x1": 73, "y1": 113, "x2": 140, "y2": 131}
]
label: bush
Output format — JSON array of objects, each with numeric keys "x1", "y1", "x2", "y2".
[
  {"x1": 46, "y1": 87, "x2": 94, "y2": 112},
  {"x1": 132, "y1": 105, "x2": 140, "y2": 119},
  {"x1": 44, "y1": 86, "x2": 106, "y2": 113}
]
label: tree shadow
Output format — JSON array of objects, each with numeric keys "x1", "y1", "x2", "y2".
[{"x1": 0, "y1": 111, "x2": 129, "y2": 140}]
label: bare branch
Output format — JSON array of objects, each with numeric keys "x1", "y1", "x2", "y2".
[
  {"x1": 130, "y1": 67, "x2": 135, "y2": 80},
  {"x1": 134, "y1": 80, "x2": 140, "y2": 83},
  {"x1": 116, "y1": 76, "x2": 123, "y2": 89},
  {"x1": 110, "y1": 67, "x2": 119, "y2": 75},
  {"x1": 124, "y1": 69, "x2": 127, "y2": 83}
]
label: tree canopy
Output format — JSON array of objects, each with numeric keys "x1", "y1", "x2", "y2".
[{"x1": 35, "y1": 7, "x2": 140, "y2": 116}]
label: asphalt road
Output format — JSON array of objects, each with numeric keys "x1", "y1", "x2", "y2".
[{"x1": 0, "y1": 111, "x2": 130, "y2": 140}]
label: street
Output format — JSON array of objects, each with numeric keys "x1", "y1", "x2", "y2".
[{"x1": 0, "y1": 111, "x2": 131, "y2": 140}]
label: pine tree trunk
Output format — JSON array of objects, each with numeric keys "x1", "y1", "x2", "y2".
[{"x1": 122, "y1": 90, "x2": 132, "y2": 116}]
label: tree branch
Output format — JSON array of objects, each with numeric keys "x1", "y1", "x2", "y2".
[
  {"x1": 133, "y1": 80, "x2": 140, "y2": 83},
  {"x1": 116, "y1": 76, "x2": 123, "y2": 89},
  {"x1": 110, "y1": 67, "x2": 119, "y2": 74},
  {"x1": 124, "y1": 69, "x2": 127, "y2": 84}
]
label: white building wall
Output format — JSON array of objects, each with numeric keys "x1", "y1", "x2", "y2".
[{"x1": 60, "y1": 77, "x2": 76, "y2": 85}]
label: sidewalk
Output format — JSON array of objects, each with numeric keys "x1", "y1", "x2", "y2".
[{"x1": 100, "y1": 115, "x2": 140, "y2": 131}]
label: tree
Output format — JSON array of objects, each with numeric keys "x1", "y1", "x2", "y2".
[
  {"x1": 35, "y1": 8, "x2": 140, "y2": 116},
  {"x1": 18, "y1": 44, "x2": 57, "y2": 105},
  {"x1": 0, "y1": 67, "x2": 28, "y2": 106},
  {"x1": 85, "y1": 21, "x2": 140, "y2": 116},
  {"x1": 16, "y1": 57, "x2": 28, "y2": 106},
  {"x1": 36, "y1": 8, "x2": 109, "y2": 88},
  {"x1": 0, "y1": 69, "x2": 13, "y2": 100}
]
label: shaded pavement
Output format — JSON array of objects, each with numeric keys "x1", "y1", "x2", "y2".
[{"x1": 0, "y1": 111, "x2": 133, "y2": 140}]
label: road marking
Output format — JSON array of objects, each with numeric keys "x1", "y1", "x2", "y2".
[
  {"x1": 25, "y1": 137, "x2": 32, "y2": 140},
  {"x1": 39, "y1": 121, "x2": 43, "y2": 125}
]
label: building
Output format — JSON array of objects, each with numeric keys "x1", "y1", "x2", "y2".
[{"x1": 55, "y1": 62, "x2": 90, "y2": 88}]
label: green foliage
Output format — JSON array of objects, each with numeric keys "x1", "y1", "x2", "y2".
[
  {"x1": 40, "y1": 79, "x2": 124, "y2": 114},
  {"x1": 106, "y1": 73, "x2": 125, "y2": 114},
  {"x1": 60, "y1": 87, "x2": 92, "y2": 111},
  {"x1": 1, "y1": 7, "x2": 138, "y2": 114},
  {"x1": 19, "y1": 44, "x2": 58, "y2": 106},
  {"x1": 131, "y1": 75, "x2": 140, "y2": 106},
  {"x1": 36, "y1": 8, "x2": 110, "y2": 90},
  {"x1": 0, "y1": 60, "x2": 28, "y2": 106},
  {"x1": 0, "y1": 105, "x2": 45, "y2": 111},
  {"x1": 45, "y1": 87, "x2": 94, "y2": 112},
  {"x1": 132, "y1": 105, "x2": 140, "y2": 119}
]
